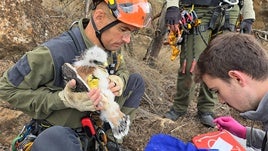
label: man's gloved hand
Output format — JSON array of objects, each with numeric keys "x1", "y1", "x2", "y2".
[
  {"x1": 165, "y1": 6, "x2": 181, "y2": 25},
  {"x1": 59, "y1": 79, "x2": 102, "y2": 112},
  {"x1": 240, "y1": 19, "x2": 254, "y2": 34},
  {"x1": 213, "y1": 116, "x2": 246, "y2": 139}
]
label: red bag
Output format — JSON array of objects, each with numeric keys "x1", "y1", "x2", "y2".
[{"x1": 192, "y1": 130, "x2": 245, "y2": 151}]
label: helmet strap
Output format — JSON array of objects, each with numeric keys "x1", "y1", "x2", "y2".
[
  {"x1": 91, "y1": 15, "x2": 121, "y2": 50},
  {"x1": 92, "y1": 0, "x2": 103, "y2": 10}
]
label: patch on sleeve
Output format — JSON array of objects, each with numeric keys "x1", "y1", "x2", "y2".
[{"x1": 7, "y1": 55, "x2": 31, "y2": 86}]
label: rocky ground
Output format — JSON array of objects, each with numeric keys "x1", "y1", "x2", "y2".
[{"x1": 0, "y1": 0, "x2": 267, "y2": 150}]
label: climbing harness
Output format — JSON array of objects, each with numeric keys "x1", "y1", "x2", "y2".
[
  {"x1": 209, "y1": 0, "x2": 238, "y2": 32},
  {"x1": 11, "y1": 119, "x2": 52, "y2": 151},
  {"x1": 164, "y1": 6, "x2": 196, "y2": 61},
  {"x1": 81, "y1": 112, "x2": 109, "y2": 151},
  {"x1": 106, "y1": 52, "x2": 123, "y2": 75},
  {"x1": 11, "y1": 115, "x2": 111, "y2": 151},
  {"x1": 179, "y1": 7, "x2": 200, "y2": 34},
  {"x1": 182, "y1": 6, "x2": 201, "y2": 73},
  {"x1": 165, "y1": 5, "x2": 201, "y2": 62},
  {"x1": 166, "y1": 0, "x2": 238, "y2": 74}
]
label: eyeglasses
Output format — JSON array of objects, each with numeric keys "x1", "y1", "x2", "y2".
[
  {"x1": 108, "y1": 1, "x2": 152, "y2": 28},
  {"x1": 117, "y1": 26, "x2": 138, "y2": 37}
]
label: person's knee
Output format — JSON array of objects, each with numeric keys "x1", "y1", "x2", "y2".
[
  {"x1": 31, "y1": 126, "x2": 81, "y2": 151},
  {"x1": 122, "y1": 74, "x2": 145, "y2": 108},
  {"x1": 128, "y1": 73, "x2": 145, "y2": 91}
]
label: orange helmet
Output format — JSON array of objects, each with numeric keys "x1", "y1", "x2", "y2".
[{"x1": 104, "y1": 0, "x2": 152, "y2": 28}]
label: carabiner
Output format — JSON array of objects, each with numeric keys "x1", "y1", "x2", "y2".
[
  {"x1": 97, "y1": 129, "x2": 108, "y2": 145},
  {"x1": 223, "y1": 0, "x2": 239, "y2": 5}
]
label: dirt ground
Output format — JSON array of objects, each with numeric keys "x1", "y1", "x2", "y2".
[{"x1": 0, "y1": 0, "x2": 267, "y2": 151}]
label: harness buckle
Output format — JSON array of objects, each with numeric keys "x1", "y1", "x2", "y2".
[
  {"x1": 11, "y1": 119, "x2": 48, "y2": 151},
  {"x1": 97, "y1": 128, "x2": 108, "y2": 145},
  {"x1": 81, "y1": 116, "x2": 108, "y2": 151},
  {"x1": 222, "y1": 0, "x2": 239, "y2": 5},
  {"x1": 219, "y1": 0, "x2": 238, "y2": 11}
]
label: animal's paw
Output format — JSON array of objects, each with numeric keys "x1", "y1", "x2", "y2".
[{"x1": 110, "y1": 115, "x2": 130, "y2": 139}]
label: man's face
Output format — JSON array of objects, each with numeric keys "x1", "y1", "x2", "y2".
[
  {"x1": 101, "y1": 21, "x2": 138, "y2": 51},
  {"x1": 202, "y1": 74, "x2": 256, "y2": 112}
]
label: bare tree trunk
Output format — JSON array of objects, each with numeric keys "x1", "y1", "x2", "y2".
[
  {"x1": 85, "y1": 0, "x2": 94, "y2": 18},
  {"x1": 143, "y1": 3, "x2": 167, "y2": 66}
]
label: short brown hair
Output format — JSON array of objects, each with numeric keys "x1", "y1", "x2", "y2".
[
  {"x1": 196, "y1": 32, "x2": 268, "y2": 82},
  {"x1": 92, "y1": 1, "x2": 115, "y2": 20}
]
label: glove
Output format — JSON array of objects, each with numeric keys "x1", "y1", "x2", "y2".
[
  {"x1": 165, "y1": 6, "x2": 181, "y2": 25},
  {"x1": 59, "y1": 79, "x2": 98, "y2": 112},
  {"x1": 213, "y1": 116, "x2": 246, "y2": 139},
  {"x1": 108, "y1": 75, "x2": 124, "y2": 96},
  {"x1": 240, "y1": 19, "x2": 254, "y2": 34}
]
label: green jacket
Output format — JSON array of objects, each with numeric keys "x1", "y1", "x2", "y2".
[
  {"x1": 0, "y1": 18, "x2": 129, "y2": 128},
  {"x1": 166, "y1": 0, "x2": 255, "y2": 20}
]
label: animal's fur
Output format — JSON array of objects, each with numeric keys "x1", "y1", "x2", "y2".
[{"x1": 73, "y1": 46, "x2": 130, "y2": 139}]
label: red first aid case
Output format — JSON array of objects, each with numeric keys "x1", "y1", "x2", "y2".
[{"x1": 192, "y1": 130, "x2": 246, "y2": 151}]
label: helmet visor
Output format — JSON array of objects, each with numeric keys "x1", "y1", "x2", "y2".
[{"x1": 113, "y1": 1, "x2": 152, "y2": 28}]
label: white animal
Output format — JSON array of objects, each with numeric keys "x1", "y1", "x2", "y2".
[{"x1": 63, "y1": 45, "x2": 130, "y2": 139}]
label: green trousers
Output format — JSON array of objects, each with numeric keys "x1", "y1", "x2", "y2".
[{"x1": 173, "y1": 5, "x2": 240, "y2": 113}]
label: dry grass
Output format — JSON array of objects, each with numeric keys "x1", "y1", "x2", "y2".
[
  {"x1": 0, "y1": 0, "x2": 267, "y2": 150},
  {"x1": 0, "y1": 32, "x2": 266, "y2": 151}
]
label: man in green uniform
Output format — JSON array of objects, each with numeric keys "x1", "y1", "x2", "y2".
[
  {"x1": 0, "y1": 0, "x2": 152, "y2": 150},
  {"x1": 164, "y1": 0, "x2": 255, "y2": 127}
]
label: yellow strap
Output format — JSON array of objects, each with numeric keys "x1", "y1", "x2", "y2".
[
  {"x1": 115, "y1": 54, "x2": 122, "y2": 71},
  {"x1": 168, "y1": 31, "x2": 181, "y2": 61},
  {"x1": 190, "y1": 4, "x2": 195, "y2": 12},
  {"x1": 109, "y1": 0, "x2": 115, "y2": 5},
  {"x1": 24, "y1": 142, "x2": 34, "y2": 151}
]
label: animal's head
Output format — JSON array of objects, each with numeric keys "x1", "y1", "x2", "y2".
[{"x1": 74, "y1": 45, "x2": 108, "y2": 68}]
